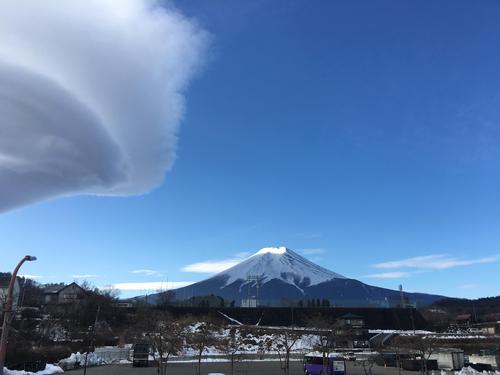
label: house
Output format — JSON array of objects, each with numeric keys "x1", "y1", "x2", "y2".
[
  {"x1": 455, "y1": 314, "x2": 472, "y2": 328},
  {"x1": 471, "y1": 321, "x2": 500, "y2": 335},
  {"x1": 333, "y1": 313, "x2": 369, "y2": 348},
  {"x1": 0, "y1": 273, "x2": 21, "y2": 313},
  {"x1": 337, "y1": 313, "x2": 365, "y2": 328},
  {"x1": 43, "y1": 282, "x2": 86, "y2": 305},
  {"x1": 429, "y1": 349, "x2": 465, "y2": 370}
]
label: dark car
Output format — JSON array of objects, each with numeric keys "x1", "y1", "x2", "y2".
[{"x1": 132, "y1": 343, "x2": 151, "y2": 367}]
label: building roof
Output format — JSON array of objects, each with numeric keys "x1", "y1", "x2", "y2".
[
  {"x1": 340, "y1": 313, "x2": 363, "y2": 319},
  {"x1": 43, "y1": 282, "x2": 84, "y2": 294},
  {"x1": 472, "y1": 321, "x2": 500, "y2": 327},
  {"x1": 456, "y1": 314, "x2": 472, "y2": 321}
]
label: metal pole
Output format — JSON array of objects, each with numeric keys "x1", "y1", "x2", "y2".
[
  {"x1": 83, "y1": 305, "x2": 100, "y2": 375},
  {"x1": 0, "y1": 255, "x2": 37, "y2": 375}
]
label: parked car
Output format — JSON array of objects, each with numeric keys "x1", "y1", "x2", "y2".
[{"x1": 132, "y1": 342, "x2": 151, "y2": 367}]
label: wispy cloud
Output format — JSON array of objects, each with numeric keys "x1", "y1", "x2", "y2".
[
  {"x1": 365, "y1": 271, "x2": 411, "y2": 279},
  {"x1": 373, "y1": 254, "x2": 500, "y2": 270},
  {"x1": 234, "y1": 252, "x2": 251, "y2": 259},
  {"x1": 107, "y1": 281, "x2": 193, "y2": 291},
  {"x1": 72, "y1": 274, "x2": 99, "y2": 279},
  {"x1": 131, "y1": 269, "x2": 162, "y2": 276},
  {"x1": 19, "y1": 274, "x2": 42, "y2": 279},
  {"x1": 460, "y1": 283, "x2": 480, "y2": 290},
  {"x1": 182, "y1": 252, "x2": 250, "y2": 274},
  {"x1": 182, "y1": 260, "x2": 240, "y2": 273},
  {"x1": 299, "y1": 248, "x2": 326, "y2": 256}
]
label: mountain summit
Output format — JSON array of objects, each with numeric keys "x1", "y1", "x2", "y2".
[
  {"x1": 167, "y1": 246, "x2": 445, "y2": 307},
  {"x1": 219, "y1": 246, "x2": 345, "y2": 291}
]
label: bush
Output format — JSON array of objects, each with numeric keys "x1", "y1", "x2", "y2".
[{"x1": 6, "y1": 343, "x2": 72, "y2": 370}]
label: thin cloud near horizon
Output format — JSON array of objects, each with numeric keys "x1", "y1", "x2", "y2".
[
  {"x1": 106, "y1": 281, "x2": 193, "y2": 291},
  {"x1": 72, "y1": 274, "x2": 100, "y2": 279},
  {"x1": 365, "y1": 271, "x2": 412, "y2": 279},
  {"x1": 182, "y1": 252, "x2": 252, "y2": 274},
  {"x1": 182, "y1": 259, "x2": 240, "y2": 274},
  {"x1": 131, "y1": 269, "x2": 163, "y2": 276},
  {"x1": 372, "y1": 254, "x2": 499, "y2": 270},
  {"x1": 19, "y1": 274, "x2": 43, "y2": 280}
]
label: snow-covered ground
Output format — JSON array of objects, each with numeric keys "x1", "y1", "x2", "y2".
[
  {"x1": 4, "y1": 364, "x2": 64, "y2": 375},
  {"x1": 453, "y1": 366, "x2": 500, "y2": 375},
  {"x1": 57, "y1": 352, "x2": 112, "y2": 370},
  {"x1": 179, "y1": 326, "x2": 318, "y2": 357},
  {"x1": 369, "y1": 329, "x2": 433, "y2": 335}
]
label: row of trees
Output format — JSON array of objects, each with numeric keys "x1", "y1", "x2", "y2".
[
  {"x1": 298, "y1": 299, "x2": 331, "y2": 307},
  {"x1": 130, "y1": 310, "x2": 314, "y2": 375},
  {"x1": 136, "y1": 312, "x2": 450, "y2": 375}
]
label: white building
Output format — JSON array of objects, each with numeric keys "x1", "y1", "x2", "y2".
[
  {"x1": 241, "y1": 298, "x2": 257, "y2": 308},
  {"x1": 429, "y1": 349, "x2": 465, "y2": 370}
]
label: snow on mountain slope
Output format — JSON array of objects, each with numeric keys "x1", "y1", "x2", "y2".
[
  {"x1": 218, "y1": 246, "x2": 345, "y2": 288},
  {"x1": 143, "y1": 245, "x2": 446, "y2": 307}
]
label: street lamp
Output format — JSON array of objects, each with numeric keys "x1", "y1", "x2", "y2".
[{"x1": 0, "y1": 255, "x2": 37, "y2": 375}]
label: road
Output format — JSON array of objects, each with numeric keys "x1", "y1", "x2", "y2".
[{"x1": 68, "y1": 361, "x2": 424, "y2": 375}]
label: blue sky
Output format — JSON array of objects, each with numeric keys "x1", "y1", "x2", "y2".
[{"x1": 1, "y1": 0, "x2": 499, "y2": 299}]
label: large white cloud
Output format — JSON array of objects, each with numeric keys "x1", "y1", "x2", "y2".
[{"x1": 0, "y1": 0, "x2": 209, "y2": 212}]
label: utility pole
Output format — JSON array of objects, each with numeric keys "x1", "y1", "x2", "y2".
[
  {"x1": 83, "y1": 305, "x2": 101, "y2": 375},
  {"x1": 0, "y1": 255, "x2": 37, "y2": 375},
  {"x1": 399, "y1": 284, "x2": 405, "y2": 307}
]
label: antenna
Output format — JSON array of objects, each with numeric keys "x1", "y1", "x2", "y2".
[{"x1": 399, "y1": 284, "x2": 405, "y2": 307}]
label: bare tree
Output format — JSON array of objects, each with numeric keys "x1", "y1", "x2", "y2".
[
  {"x1": 265, "y1": 327, "x2": 302, "y2": 375},
  {"x1": 359, "y1": 353, "x2": 379, "y2": 375},
  {"x1": 185, "y1": 319, "x2": 220, "y2": 375},
  {"x1": 396, "y1": 335, "x2": 439, "y2": 375},
  {"x1": 217, "y1": 327, "x2": 244, "y2": 375},
  {"x1": 307, "y1": 314, "x2": 337, "y2": 375},
  {"x1": 389, "y1": 335, "x2": 407, "y2": 375},
  {"x1": 143, "y1": 311, "x2": 186, "y2": 375}
]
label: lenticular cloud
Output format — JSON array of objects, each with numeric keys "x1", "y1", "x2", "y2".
[{"x1": 0, "y1": 0, "x2": 208, "y2": 212}]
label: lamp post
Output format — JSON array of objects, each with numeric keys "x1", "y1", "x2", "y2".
[{"x1": 0, "y1": 255, "x2": 37, "y2": 375}]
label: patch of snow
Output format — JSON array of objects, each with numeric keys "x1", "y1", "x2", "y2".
[
  {"x1": 254, "y1": 247, "x2": 288, "y2": 255},
  {"x1": 369, "y1": 329, "x2": 433, "y2": 335},
  {"x1": 454, "y1": 366, "x2": 500, "y2": 375},
  {"x1": 4, "y1": 364, "x2": 64, "y2": 375},
  {"x1": 57, "y1": 352, "x2": 108, "y2": 370}
]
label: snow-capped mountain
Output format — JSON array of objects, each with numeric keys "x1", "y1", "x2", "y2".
[
  {"x1": 219, "y1": 246, "x2": 345, "y2": 290},
  {"x1": 159, "y1": 246, "x2": 445, "y2": 307}
]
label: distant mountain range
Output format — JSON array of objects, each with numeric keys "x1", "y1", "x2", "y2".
[{"x1": 148, "y1": 246, "x2": 447, "y2": 307}]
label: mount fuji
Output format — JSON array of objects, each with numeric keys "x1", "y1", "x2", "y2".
[{"x1": 165, "y1": 247, "x2": 445, "y2": 307}]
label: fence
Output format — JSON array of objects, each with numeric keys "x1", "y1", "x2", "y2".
[{"x1": 94, "y1": 346, "x2": 131, "y2": 362}]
